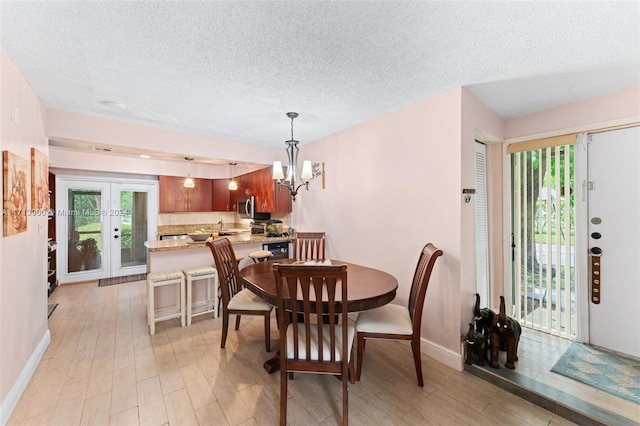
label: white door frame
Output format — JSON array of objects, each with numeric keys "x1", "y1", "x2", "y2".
[
  {"x1": 109, "y1": 181, "x2": 157, "y2": 277},
  {"x1": 57, "y1": 179, "x2": 111, "y2": 283},
  {"x1": 502, "y1": 143, "x2": 514, "y2": 312},
  {"x1": 574, "y1": 134, "x2": 589, "y2": 343},
  {"x1": 56, "y1": 174, "x2": 158, "y2": 283}
]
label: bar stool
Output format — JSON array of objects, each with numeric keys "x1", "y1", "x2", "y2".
[
  {"x1": 183, "y1": 266, "x2": 218, "y2": 325},
  {"x1": 249, "y1": 250, "x2": 273, "y2": 263},
  {"x1": 147, "y1": 270, "x2": 185, "y2": 335}
]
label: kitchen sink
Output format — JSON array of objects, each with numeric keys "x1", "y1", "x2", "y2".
[{"x1": 217, "y1": 228, "x2": 248, "y2": 236}]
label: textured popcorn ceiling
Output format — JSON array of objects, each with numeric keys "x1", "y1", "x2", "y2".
[{"x1": 1, "y1": 1, "x2": 639, "y2": 150}]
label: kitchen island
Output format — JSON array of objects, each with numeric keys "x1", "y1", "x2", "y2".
[{"x1": 145, "y1": 234, "x2": 291, "y2": 310}]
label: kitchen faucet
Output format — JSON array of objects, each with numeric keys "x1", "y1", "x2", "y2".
[{"x1": 218, "y1": 218, "x2": 224, "y2": 231}]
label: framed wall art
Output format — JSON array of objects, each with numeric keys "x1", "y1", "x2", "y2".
[
  {"x1": 3, "y1": 150, "x2": 28, "y2": 236},
  {"x1": 31, "y1": 148, "x2": 49, "y2": 211}
]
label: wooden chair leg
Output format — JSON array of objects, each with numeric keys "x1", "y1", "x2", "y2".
[
  {"x1": 342, "y1": 368, "x2": 348, "y2": 426},
  {"x1": 411, "y1": 336, "x2": 424, "y2": 387},
  {"x1": 235, "y1": 314, "x2": 241, "y2": 330},
  {"x1": 349, "y1": 345, "x2": 356, "y2": 384},
  {"x1": 221, "y1": 310, "x2": 229, "y2": 348},
  {"x1": 264, "y1": 313, "x2": 271, "y2": 352},
  {"x1": 280, "y1": 360, "x2": 287, "y2": 426},
  {"x1": 356, "y1": 333, "x2": 366, "y2": 381}
]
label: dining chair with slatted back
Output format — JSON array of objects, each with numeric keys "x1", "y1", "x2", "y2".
[
  {"x1": 273, "y1": 263, "x2": 353, "y2": 426},
  {"x1": 293, "y1": 231, "x2": 326, "y2": 260},
  {"x1": 355, "y1": 243, "x2": 443, "y2": 386},
  {"x1": 207, "y1": 238, "x2": 273, "y2": 352}
]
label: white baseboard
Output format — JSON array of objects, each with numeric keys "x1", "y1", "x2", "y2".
[
  {"x1": 420, "y1": 337, "x2": 463, "y2": 372},
  {"x1": 0, "y1": 330, "x2": 50, "y2": 425}
]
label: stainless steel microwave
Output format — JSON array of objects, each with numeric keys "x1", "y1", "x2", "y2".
[
  {"x1": 237, "y1": 196, "x2": 271, "y2": 220},
  {"x1": 237, "y1": 196, "x2": 255, "y2": 218}
]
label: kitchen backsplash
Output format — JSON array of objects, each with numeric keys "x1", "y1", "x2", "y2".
[
  {"x1": 157, "y1": 212, "x2": 290, "y2": 237},
  {"x1": 158, "y1": 212, "x2": 237, "y2": 226}
]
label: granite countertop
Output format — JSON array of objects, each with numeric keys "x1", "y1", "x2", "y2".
[
  {"x1": 145, "y1": 234, "x2": 291, "y2": 252},
  {"x1": 156, "y1": 223, "x2": 246, "y2": 237}
]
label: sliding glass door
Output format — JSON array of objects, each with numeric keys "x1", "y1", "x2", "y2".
[{"x1": 511, "y1": 143, "x2": 576, "y2": 339}]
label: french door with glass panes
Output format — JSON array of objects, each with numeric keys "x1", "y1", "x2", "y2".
[{"x1": 57, "y1": 177, "x2": 157, "y2": 283}]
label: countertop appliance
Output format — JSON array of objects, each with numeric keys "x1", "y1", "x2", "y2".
[
  {"x1": 251, "y1": 219, "x2": 283, "y2": 235},
  {"x1": 251, "y1": 220, "x2": 267, "y2": 234}
]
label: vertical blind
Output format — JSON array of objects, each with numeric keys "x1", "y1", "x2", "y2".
[
  {"x1": 511, "y1": 135, "x2": 576, "y2": 338},
  {"x1": 474, "y1": 142, "x2": 490, "y2": 308}
]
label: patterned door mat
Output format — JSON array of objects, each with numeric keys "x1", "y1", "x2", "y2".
[
  {"x1": 98, "y1": 273, "x2": 147, "y2": 287},
  {"x1": 551, "y1": 342, "x2": 640, "y2": 404},
  {"x1": 47, "y1": 303, "x2": 58, "y2": 318}
]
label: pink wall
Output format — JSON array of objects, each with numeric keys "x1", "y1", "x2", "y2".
[
  {"x1": 460, "y1": 89, "x2": 505, "y2": 325},
  {"x1": 46, "y1": 110, "x2": 279, "y2": 168},
  {"x1": 295, "y1": 88, "x2": 476, "y2": 356},
  {"x1": 506, "y1": 86, "x2": 640, "y2": 140},
  {"x1": 0, "y1": 49, "x2": 49, "y2": 412}
]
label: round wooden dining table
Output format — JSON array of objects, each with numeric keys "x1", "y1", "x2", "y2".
[{"x1": 240, "y1": 258, "x2": 398, "y2": 373}]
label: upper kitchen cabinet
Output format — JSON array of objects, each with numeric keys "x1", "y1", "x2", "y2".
[
  {"x1": 159, "y1": 176, "x2": 213, "y2": 212},
  {"x1": 273, "y1": 181, "x2": 293, "y2": 213},
  {"x1": 189, "y1": 178, "x2": 213, "y2": 211},
  {"x1": 233, "y1": 167, "x2": 292, "y2": 213},
  {"x1": 212, "y1": 179, "x2": 232, "y2": 212},
  {"x1": 159, "y1": 176, "x2": 178, "y2": 212}
]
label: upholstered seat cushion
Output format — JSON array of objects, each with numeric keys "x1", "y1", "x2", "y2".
[
  {"x1": 355, "y1": 303, "x2": 413, "y2": 335},
  {"x1": 228, "y1": 288, "x2": 272, "y2": 311},
  {"x1": 286, "y1": 323, "x2": 355, "y2": 361},
  {"x1": 249, "y1": 250, "x2": 272, "y2": 259},
  {"x1": 183, "y1": 266, "x2": 216, "y2": 277},
  {"x1": 148, "y1": 270, "x2": 184, "y2": 282}
]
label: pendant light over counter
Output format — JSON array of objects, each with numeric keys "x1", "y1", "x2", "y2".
[
  {"x1": 184, "y1": 157, "x2": 195, "y2": 188},
  {"x1": 228, "y1": 162, "x2": 238, "y2": 190}
]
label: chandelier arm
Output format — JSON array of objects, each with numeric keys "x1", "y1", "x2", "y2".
[{"x1": 275, "y1": 179, "x2": 310, "y2": 201}]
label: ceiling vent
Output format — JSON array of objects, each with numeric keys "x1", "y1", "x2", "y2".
[{"x1": 90, "y1": 146, "x2": 112, "y2": 152}]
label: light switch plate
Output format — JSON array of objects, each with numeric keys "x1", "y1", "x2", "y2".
[{"x1": 11, "y1": 105, "x2": 19, "y2": 124}]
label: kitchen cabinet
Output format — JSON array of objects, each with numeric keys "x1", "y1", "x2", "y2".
[
  {"x1": 159, "y1": 176, "x2": 213, "y2": 212},
  {"x1": 273, "y1": 182, "x2": 293, "y2": 212},
  {"x1": 212, "y1": 179, "x2": 232, "y2": 211},
  {"x1": 234, "y1": 167, "x2": 292, "y2": 213}
]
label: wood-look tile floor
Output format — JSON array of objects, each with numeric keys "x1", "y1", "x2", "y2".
[{"x1": 11, "y1": 280, "x2": 591, "y2": 425}]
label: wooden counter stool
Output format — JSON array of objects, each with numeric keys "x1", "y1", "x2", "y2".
[
  {"x1": 147, "y1": 270, "x2": 185, "y2": 335},
  {"x1": 183, "y1": 266, "x2": 218, "y2": 325},
  {"x1": 249, "y1": 250, "x2": 272, "y2": 263}
]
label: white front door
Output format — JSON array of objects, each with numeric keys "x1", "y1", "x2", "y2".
[{"x1": 585, "y1": 126, "x2": 640, "y2": 358}]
